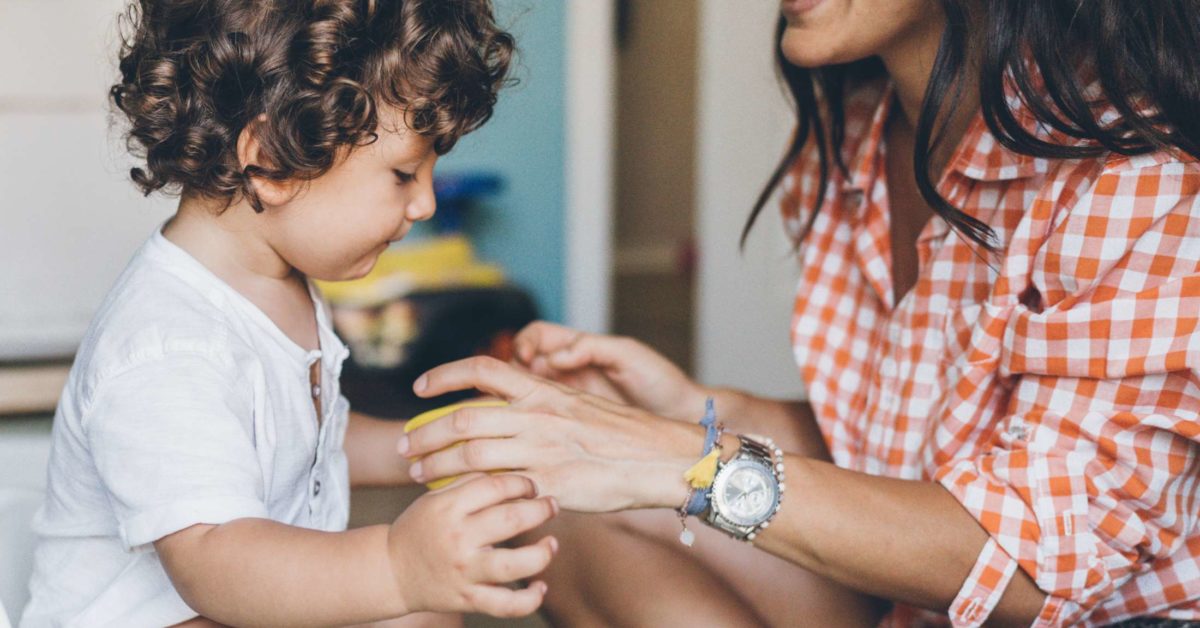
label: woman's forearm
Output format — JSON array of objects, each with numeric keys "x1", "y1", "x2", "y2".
[
  {"x1": 157, "y1": 520, "x2": 406, "y2": 626},
  {"x1": 757, "y1": 458, "x2": 1044, "y2": 625},
  {"x1": 706, "y1": 388, "x2": 831, "y2": 460},
  {"x1": 641, "y1": 433, "x2": 1047, "y2": 626},
  {"x1": 346, "y1": 411, "x2": 415, "y2": 487}
]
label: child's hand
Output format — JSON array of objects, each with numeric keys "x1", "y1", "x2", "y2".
[{"x1": 387, "y1": 474, "x2": 558, "y2": 618}]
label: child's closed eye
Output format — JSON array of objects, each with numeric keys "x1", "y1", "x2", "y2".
[{"x1": 393, "y1": 169, "x2": 417, "y2": 184}]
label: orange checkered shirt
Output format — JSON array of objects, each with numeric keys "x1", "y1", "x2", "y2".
[{"x1": 782, "y1": 80, "x2": 1200, "y2": 627}]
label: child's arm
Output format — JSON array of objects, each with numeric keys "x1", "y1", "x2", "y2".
[
  {"x1": 345, "y1": 410, "x2": 416, "y2": 486},
  {"x1": 156, "y1": 474, "x2": 557, "y2": 626}
]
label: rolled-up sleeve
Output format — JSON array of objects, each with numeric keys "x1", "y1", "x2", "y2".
[
  {"x1": 85, "y1": 351, "x2": 269, "y2": 551},
  {"x1": 937, "y1": 157, "x2": 1200, "y2": 626}
]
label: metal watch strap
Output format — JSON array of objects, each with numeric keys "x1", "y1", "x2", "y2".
[{"x1": 703, "y1": 434, "x2": 782, "y2": 541}]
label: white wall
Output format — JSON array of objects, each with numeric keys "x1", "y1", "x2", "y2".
[
  {"x1": 564, "y1": 0, "x2": 615, "y2": 334},
  {"x1": 0, "y1": 0, "x2": 174, "y2": 359},
  {"x1": 694, "y1": 2, "x2": 804, "y2": 399}
]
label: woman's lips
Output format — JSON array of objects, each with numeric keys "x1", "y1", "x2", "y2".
[{"x1": 781, "y1": 0, "x2": 826, "y2": 18}]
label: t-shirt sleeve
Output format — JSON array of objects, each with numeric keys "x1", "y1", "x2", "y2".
[{"x1": 84, "y1": 351, "x2": 268, "y2": 551}]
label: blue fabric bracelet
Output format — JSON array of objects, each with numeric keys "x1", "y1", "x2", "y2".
[{"x1": 684, "y1": 397, "x2": 718, "y2": 516}]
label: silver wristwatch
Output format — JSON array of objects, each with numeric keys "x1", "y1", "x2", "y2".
[{"x1": 703, "y1": 435, "x2": 784, "y2": 542}]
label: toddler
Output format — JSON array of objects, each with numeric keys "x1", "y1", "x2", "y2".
[{"x1": 20, "y1": 1, "x2": 557, "y2": 626}]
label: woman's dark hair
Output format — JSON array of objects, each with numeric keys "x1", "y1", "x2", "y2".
[
  {"x1": 746, "y1": 0, "x2": 1200, "y2": 252},
  {"x1": 111, "y1": 0, "x2": 514, "y2": 211}
]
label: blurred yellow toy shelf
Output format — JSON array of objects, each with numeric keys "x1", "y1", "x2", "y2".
[{"x1": 316, "y1": 236, "x2": 537, "y2": 419}]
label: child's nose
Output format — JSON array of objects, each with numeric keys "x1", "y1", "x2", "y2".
[{"x1": 406, "y1": 188, "x2": 436, "y2": 223}]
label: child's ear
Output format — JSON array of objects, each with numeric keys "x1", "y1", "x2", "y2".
[{"x1": 236, "y1": 114, "x2": 296, "y2": 207}]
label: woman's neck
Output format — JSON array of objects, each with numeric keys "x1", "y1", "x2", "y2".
[{"x1": 878, "y1": 15, "x2": 979, "y2": 175}]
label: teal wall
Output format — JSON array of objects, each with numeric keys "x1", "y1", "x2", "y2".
[{"x1": 437, "y1": 0, "x2": 566, "y2": 322}]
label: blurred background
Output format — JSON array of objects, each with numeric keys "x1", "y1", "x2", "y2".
[{"x1": 0, "y1": 0, "x2": 802, "y2": 623}]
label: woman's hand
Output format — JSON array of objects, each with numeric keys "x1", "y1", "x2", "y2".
[
  {"x1": 513, "y1": 321, "x2": 708, "y2": 421},
  {"x1": 400, "y1": 356, "x2": 707, "y2": 513}
]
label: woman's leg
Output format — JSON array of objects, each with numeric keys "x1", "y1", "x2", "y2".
[{"x1": 533, "y1": 510, "x2": 885, "y2": 628}]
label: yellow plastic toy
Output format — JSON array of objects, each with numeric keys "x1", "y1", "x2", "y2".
[{"x1": 404, "y1": 400, "x2": 508, "y2": 489}]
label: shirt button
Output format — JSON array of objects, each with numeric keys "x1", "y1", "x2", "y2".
[
  {"x1": 312, "y1": 384, "x2": 321, "y2": 398},
  {"x1": 313, "y1": 480, "x2": 322, "y2": 497}
]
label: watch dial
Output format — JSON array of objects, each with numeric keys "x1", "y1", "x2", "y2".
[{"x1": 719, "y1": 464, "x2": 776, "y2": 525}]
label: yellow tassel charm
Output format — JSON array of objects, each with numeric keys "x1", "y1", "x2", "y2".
[{"x1": 684, "y1": 449, "x2": 721, "y2": 489}]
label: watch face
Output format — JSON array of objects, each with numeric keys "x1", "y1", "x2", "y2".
[{"x1": 713, "y1": 460, "x2": 779, "y2": 527}]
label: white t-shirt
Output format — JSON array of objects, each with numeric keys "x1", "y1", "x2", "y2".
[{"x1": 20, "y1": 229, "x2": 352, "y2": 627}]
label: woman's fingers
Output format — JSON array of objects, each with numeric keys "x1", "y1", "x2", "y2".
[
  {"x1": 413, "y1": 438, "x2": 530, "y2": 484},
  {"x1": 415, "y1": 356, "x2": 537, "y2": 401},
  {"x1": 464, "y1": 582, "x2": 548, "y2": 618},
  {"x1": 470, "y1": 537, "x2": 558, "y2": 583},
  {"x1": 513, "y1": 321, "x2": 579, "y2": 365},
  {"x1": 546, "y1": 332, "x2": 635, "y2": 372},
  {"x1": 514, "y1": 321, "x2": 632, "y2": 373},
  {"x1": 402, "y1": 405, "x2": 526, "y2": 457},
  {"x1": 442, "y1": 474, "x2": 539, "y2": 515}
]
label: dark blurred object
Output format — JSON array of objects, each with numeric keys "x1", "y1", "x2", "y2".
[
  {"x1": 338, "y1": 287, "x2": 537, "y2": 419},
  {"x1": 431, "y1": 172, "x2": 504, "y2": 233}
]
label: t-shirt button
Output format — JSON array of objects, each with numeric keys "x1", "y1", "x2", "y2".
[{"x1": 313, "y1": 480, "x2": 322, "y2": 496}]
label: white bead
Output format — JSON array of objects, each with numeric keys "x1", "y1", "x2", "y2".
[
  {"x1": 779, "y1": 483, "x2": 786, "y2": 492},
  {"x1": 679, "y1": 528, "x2": 696, "y2": 547},
  {"x1": 747, "y1": 532, "x2": 756, "y2": 541},
  {"x1": 761, "y1": 520, "x2": 770, "y2": 529}
]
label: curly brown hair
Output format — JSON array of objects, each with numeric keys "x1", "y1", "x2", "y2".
[{"x1": 111, "y1": 0, "x2": 514, "y2": 211}]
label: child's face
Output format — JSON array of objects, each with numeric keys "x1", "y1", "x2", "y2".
[{"x1": 263, "y1": 108, "x2": 438, "y2": 281}]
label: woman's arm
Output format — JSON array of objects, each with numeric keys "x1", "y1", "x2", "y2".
[
  {"x1": 752, "y1": 457, "x2": 1045, "y2": 626},
  {"x1": 708, "y1": 388, "x2": 831, "y2": 460},
  {"x1": 402, "y1": 357, "x2": 1047, "y2": 626},
  {"x1": 345, "y1": 411, "x2": 415, "y2": 487}
]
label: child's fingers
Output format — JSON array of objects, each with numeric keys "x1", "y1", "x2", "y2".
[
  {"x1": 470, "y1": 536, "x2": 558, "y2": 584},
  {"x1": 444, "y1": 474, "x2": 539, "y2": 515},
  {"x1": 465, "y1": 581, "x2": 548, "y2": 618},
  {"x1": 471, "y1": 499, "x2": 558, "y2": 546},
  {"x1": 403, "y1": 406, "x2": 526, "y2": 457}
]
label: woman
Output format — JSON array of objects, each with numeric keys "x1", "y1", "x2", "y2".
[{"x1": 401, "y1": 0, "x2": 1200, "y2": 625}]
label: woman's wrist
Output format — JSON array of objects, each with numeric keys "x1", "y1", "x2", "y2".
[
  {"x1": 634, "y1": 416, "x2": 743, "y2": 510},
  {"x1": 703, "y1": 387, "x2": 752, "y2": 423},
  {"x1": 636, "y1": 419, "x2": 708, "y2": 509}
]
